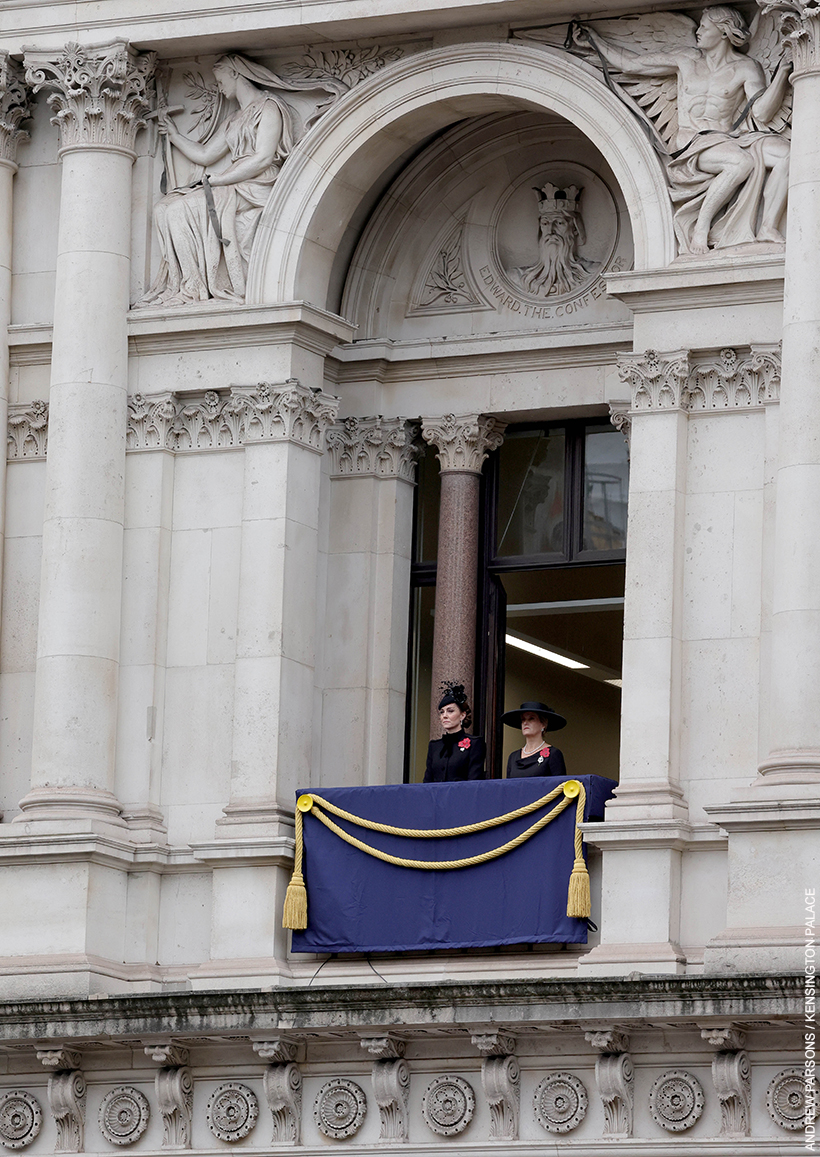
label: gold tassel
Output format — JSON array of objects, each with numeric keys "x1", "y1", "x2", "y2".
[
  {"x1": 282, "y1": 802, "x2": 310, "y2": 930},
  {"x1": 567, "y1": 855, "x2": 591, "y2": 918},
  {"x1": 282, "y1": 870, "x2": 308, "y2": 930}
]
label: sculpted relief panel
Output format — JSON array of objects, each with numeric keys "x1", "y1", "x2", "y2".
[
  {"x1": 343, "y1": 111, "x2": 634, "y2": 341},
  {"x1": 521, "y1": 7, "x2": 793, "y2": 255}
]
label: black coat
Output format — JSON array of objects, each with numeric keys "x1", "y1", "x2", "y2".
[
  {"x1": 505, "y1": 744, "x2": 567, "y2": 779},
  {"x1": 424, "y1": 729, "x2": 486, "y2": 782}
]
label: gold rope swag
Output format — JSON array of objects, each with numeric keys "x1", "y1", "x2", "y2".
[{"x1": 282, "y1": 781, "x2": 591, "y2": 930}]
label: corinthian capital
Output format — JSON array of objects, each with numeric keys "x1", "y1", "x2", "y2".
[
  {"x1": 0, "y1": 53, "x2": 33, "y2": 165},
  {"x1": 327, "y1": 417, "x2": 422, "y2": 481},
  {"x1": 24, "y1": 40, "x2": 156, "y2": 155},
  {"x1": 761, "y1": 0, "x2": 820, "y2": 76},
  {"x1": 421, "y1": 413, "x2": 506, "y2": 473},
  {"x1": 617, "y1": 349, "x2": 690, "y2": 412}
]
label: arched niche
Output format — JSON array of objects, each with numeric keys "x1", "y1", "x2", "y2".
[{"x1": 246, "y1": 41, "x2": 674, "y2": 311}]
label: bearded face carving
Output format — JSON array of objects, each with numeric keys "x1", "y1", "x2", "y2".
[{"x1": 516, "y1": 184, "x2": 590, "y2": 297}]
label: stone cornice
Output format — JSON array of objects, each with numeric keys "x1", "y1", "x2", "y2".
[
  {"x1": 761, "y1": 0, "x2": 820, "y2": 77},
  {"x1": 0, "y1": 52, "x2": 32, "y2": 165},
  {"x1": 326, "y1": 416, "x2": 422, "y2": 481},
  {"x1": 0, "y1": 976, "x2": 802, "y2": 1046},
  {"x1": 618, "y1": 346, "x2": 781, "y2": 413},
  {"x1": 421, "y1": 413, "x2": 506, "y2": 473},
  {"x1": 23, "y1": 40, "x2": 155, "y2": 155}
]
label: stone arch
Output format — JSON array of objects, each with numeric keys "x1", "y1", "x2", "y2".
[{"x1": 246, "y1": 41, "x2": 674, "y2": 310}]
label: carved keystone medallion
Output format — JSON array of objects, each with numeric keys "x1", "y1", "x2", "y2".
[
  {"x1": 206, "y1": 1084, "x2": 259, "y2": 1142},
  {"x1": 767, "y1": 1067, "x2": 819, "y2": 1131},
  {"x1": 421, "y1": 1075, "x2": 475, "y2": 1136},
  {"x1": 313, "y1": 1080, "x2": 367, "y2": 1140},
  {"x1": 649, "y1": 1070, "x2": 704, "y2": 1133},
  {"x1": 533, "y1": 1072, "x2": 588, "y2": 1134},
  {"x1": 98, "y1": 1088, "x2": 150, "y2": 1146},
  {"x1": 0, "y1": 1092, "x2": 42, "y2": 1150}
]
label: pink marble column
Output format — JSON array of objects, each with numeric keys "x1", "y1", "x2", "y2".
[{"x1": 421, "y1": 414, "x2": 505, "y2": 737}]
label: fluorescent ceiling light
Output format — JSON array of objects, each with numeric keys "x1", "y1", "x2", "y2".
[{"x1": 505, "y1": 633, "x2": 589, "y2": 670}]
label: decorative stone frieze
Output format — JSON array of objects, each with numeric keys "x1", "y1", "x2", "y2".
[
  {"x1": 762, "y1": 0, "x2": 820, "y2": 76},
  {"x1": 767, "y1": 1065, "x2": 819, "y2": 1130},
  {"x1": 483, "y1": 1054, "x2": 520, "y2": 1141},
  {"x1": 253, "y1": 1038, "x2": 298, "y2": 1064},
  {"x1": 8, "y1": 401, "x2": 49, "y2": 460},
  {"x1": 533, "y1": 1072, "x2": 588, "y2": 1134},
  {"x1": 0, "y1": 1092, "x2": 42, "y2": 1150},
  {"x1": 371, "y1": 1059, "x2": 410, "y2": 1142},
  {"x1": 282, "y1": 45, "x2": 403, "y2": 89},
  {"x1": 24, "y1": 41, "x2": 156, "y2": 155},
  {"x1": 154, "y1": 1067, "x2": 193, "y2": 1149},
  {"x1": 313, "y1": 1079, "x2": 367, "y2": 1140},
  {"x1": 206, "y1": 1083, "x2": 258, "y2": 1142},
  {"x1": 262, "y1": 1063, "x2": 302, "y2": 1145},
  {"x1": 421, "y1": 413, "x2": 506, "y2": 474},
  {"x1": 421, "y1": 1075, "x2": 475, "y2": 1137},
  {"x1": 712, "y1": 1050, "x2": 751, "y2": 1138},
  {"x1": 48, "y1": 1071, "x2": 85, "y2": 1153},
  {"x1": 98, "y1": 1087, "x2": 150, "y2": 1147},
  {"x1": 327, "y1": 417, "x2": 422, "y2": 481},
  {"x1": 649, "y1": 1070, "x2": 704, "y2": 1133},
  {"x1": 126, "y1": 393, "x2": 177, "y2": 451},
  {"x1": 619, "y1": 347, "x2": 782, "y2": 412},
  {"x1": 0, "y1": 54, "x2": 32, "y2": 165}
]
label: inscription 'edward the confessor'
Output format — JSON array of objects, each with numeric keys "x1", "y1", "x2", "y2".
[{"x1": 479, "y1": 264, "x2": 621, "y2": 318}]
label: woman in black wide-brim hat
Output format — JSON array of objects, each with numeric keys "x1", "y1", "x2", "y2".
[
  {"x1": 501, "y1": 700, "x2": 567, "y2": 778},
  {"x1": 423, "y1": 682, "x2": 487, "y2": 782}
]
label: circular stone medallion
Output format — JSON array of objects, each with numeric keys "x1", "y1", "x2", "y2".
[
  {"x1": 99, "y1": 1087, "x2": 150, "y2": 1147},
  {"x1": 533, "y1": 1072, "x2": 588, "y2": 1134},
  {"x1": 206, "y1": 1083, "x2": 259, "y2": 1142},
  {"x1": 313, "y1": 1080, "x2": 367, "y2": 1140},
  {"x1": 0, "y1": 1092, "x2": 42, "y2": 1150},
  {"x1": 649, "y1": 1070, "x2": 704, "y2": 1133},
  {"x1": 767, "y1": 1067, "x2": 819, "y2": 1131},
  {"x1": 421, "y1": 1075, "x2": 475, "y2": 1137}
]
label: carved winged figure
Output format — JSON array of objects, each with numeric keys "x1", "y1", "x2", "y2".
[
  {"x1": 535, "y1": 7, "x2": 793, "y2": 254},
  {"x1": 136, "y1": 55, "x2": 342, "y2": 307}
]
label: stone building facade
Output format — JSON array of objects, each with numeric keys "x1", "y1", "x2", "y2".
[{"x1": 0, "y1": 0, "x2": 815, "y2": 1152}]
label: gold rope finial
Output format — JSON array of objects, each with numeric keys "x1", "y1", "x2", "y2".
[
  {"x1": 282, "y1": 795, "x2": 312, "y2": 930},
  {"x1": 564, "y1": 781, "x2": 591, "y2": 918}
]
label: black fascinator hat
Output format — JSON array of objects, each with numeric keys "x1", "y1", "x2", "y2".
[{"x1": 437, "y1": 681, "x2": 469, "y2": 711}]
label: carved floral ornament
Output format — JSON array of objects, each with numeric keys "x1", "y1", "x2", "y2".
[
  {"x1": 0, "y1": 53, "x2": 33, "y2": 164},
  {"x1": 618, "y1": 346, "x2": 782, "y2": 412}
]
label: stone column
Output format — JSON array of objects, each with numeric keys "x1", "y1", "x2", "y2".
[
  {"x1": 17, "y1": 42, "x2": 155, "y2": 828},
  {"x1": 322, "y1": 417, "x2": 421, "y2": 786},
  {"x1": 0, "y1": 57, "x2": 32, "y2": 650},
  {"x1": 756, "y1": 0, "x2": 820, "y2": 786},
  {"x1": 420, "y1": 414, "x2": 505, "y2": 736}
]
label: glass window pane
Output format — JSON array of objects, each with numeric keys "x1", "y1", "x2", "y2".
[
  {"x1": 582, "y1": 428, "x2": 629, "y2": 551},
  {"x1": 496, "y1": 430, "x2": 565, "y2": 557},
  {"x1": 413, "y1": 444, "x2": 441, "y2": 563},
  {"x1": 406, "y1": 584, "x2": 436, "y2": 782}
]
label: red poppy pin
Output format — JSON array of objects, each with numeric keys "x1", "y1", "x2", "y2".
[
  {"x1": 537, "y1": 745, "x2": 550, "y2": 764},
  {"x1": 458, "y1": 737, "x2": 471, "y2": 750}
]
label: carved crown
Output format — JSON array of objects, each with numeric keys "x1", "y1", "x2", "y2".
[{"x1": 535, "y1": 183, "x2": 582, "y2": 213}]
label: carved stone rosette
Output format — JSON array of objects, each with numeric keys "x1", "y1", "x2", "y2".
[
  {"x1": 24, "y1": 41, "x2": 156, "y2": 155},
  {"x1": 48, "y1": 1070, "x2": 86, "y2": 1153},
  {"x1": 712, "y1": 1050, "x2": 751, "y2": 1138},
  {"x1": 98, "y1": 1087, "x2": 151, "y2": 1146},
  {"x1": 263, "y1": 1063, "x2": 302, "y2": 1145},
  {"x1": 326, "y1": 416, "x2": 422, "y2": 481},
  {"x1": 421, "y1": 413, "x2": 506, "y2": 474},
  {"x1": 767, "y1": 1066, "x2": 819, "y2": 1131},
  {"x1": 313, "y1": 1079, "x2": 367, "y2": 1140},
  {"x1": 595, "y1": 1053, "x2": 634, "y2": 1138},
  {"x1": 0, "y1": 1091, "x2": 42, "y2": 1150},
  {"x1": 483, "y1": 1054, "x2": 520, "y2": 1141},
  {"x1": 421, "y1": 1075, "x2": 475, "y2": 1137},
  {"x1": 206, "y1": 1083, "x2": 258, "y2": 1142},
  {"x1": 0, "y1": 53, "x2": 33, "y2": 166},
  {"x1": 533, "y1": 1072, "x2": 588, "y2": 1134},
  {"x1": 155, "y1": 1067, "x2": 193, "y2": 1149},
  {"x1": 371, "y1": 1059, "x2": 410, "y2": 1142},
  {"x1": 648, "y1": 1070, "x2": 704, "y2": 1133}
]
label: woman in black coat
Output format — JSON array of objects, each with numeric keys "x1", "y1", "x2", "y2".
[
  {"x1": 502, "y1": 700, "x2": 567, "y2": 778},
  {"x1": 424, "y1": 682, "x2": 486, "y2": 782}
]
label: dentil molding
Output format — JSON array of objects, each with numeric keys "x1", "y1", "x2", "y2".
[
  {"x1": 0, "y1": 53, "x2": 32, "y2": 165},
  {"x1": 421, "y1": 413, "x2": 506, "y2": 473},
  {"x1": 24, "y1": 41, "x2": 156, "y2": 155},
  {"x1": 327, "y1": 417, "x2": 422, "y2": 481},
  {"x1": 618, "y1": 345, "x2": 781, "y2": 412}
]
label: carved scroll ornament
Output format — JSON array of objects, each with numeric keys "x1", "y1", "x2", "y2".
[{"x1": 263, "y1": 1063, "x2": 302, "y2": 1145}]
